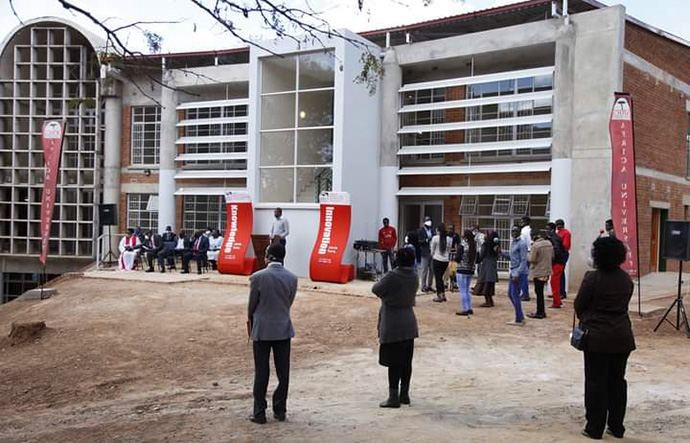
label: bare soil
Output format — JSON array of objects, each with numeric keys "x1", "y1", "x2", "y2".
[{"x1": 0, "y1": 276, "x2": 689, "y2": 442}]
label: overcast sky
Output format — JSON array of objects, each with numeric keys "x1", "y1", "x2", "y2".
[{"x1": 1, "y1": 0, "x2": 688, "y2": 53}]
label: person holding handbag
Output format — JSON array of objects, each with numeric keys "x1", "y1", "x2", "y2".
[
  {"x1": 372, "y1": 247, "x2": 419, "y2": 408},
  {"x1": 574, "y1": 236, "x2": 635, "y2": 440}
]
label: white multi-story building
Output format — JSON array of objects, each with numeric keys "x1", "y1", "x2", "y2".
[{"x1": 3, "y1": 0, "x2": 690, "y2": 301}]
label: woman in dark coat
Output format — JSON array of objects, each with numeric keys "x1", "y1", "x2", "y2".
[
  {"x1": 474, "y1": 231, "x2": 500, "y2": 307},
  {"x1": 575, "y1": 236, "x2": 635, "y2": 440},
  {"x1": 372, "y1": 247, "x2": 419, "y2": 408}
]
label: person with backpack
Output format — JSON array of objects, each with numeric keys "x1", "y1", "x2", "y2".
[{"x1": 546, "y1": 222, "x2": 566, "y2": 309}]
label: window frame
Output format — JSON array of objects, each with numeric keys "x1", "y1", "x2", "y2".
[
  {"x1": 130, "y1": 106, "x2": 161, "y2": 166},
  {"x1": 258, "y1": 50, "x2": 335, "y2": 204}
]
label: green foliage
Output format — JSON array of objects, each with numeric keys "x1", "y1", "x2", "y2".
[{"x1": 354, "y1": 52, "x2": 385, "y2": 95}]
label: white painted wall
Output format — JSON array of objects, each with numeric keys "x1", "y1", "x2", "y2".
[
  {"x1": 254, "y1": 208, "x2": 320, "y2": 277},
  {"x1": 247, "y1": 30, "x2": 382, "y2": 277}
]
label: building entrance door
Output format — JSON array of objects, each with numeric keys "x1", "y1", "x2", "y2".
[
  {"x1": 400, "y1": 201, "x2": 444, "y2": 244},
  {"x1": 651, "y1": 208, "x2": 669, "y2": 272}
]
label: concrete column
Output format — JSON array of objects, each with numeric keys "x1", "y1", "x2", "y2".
[
  {"x1": 379, "y1": 48, "x2": 402, "y2": 231},
  {"x1": 567, "y1": 6, "x2": 626, "y2": 286},
  {"x1": 158, "y1": 69, "x2": 178, "y2": 233},
  {"x1": 101, "y1": 78, "x2": 123, "y2": 257},
  {"x1": 551, "y1": 19, "x2": 575, "y2": 291},
  {"x1": 102, "y1": 80, "x2": 123, "y2": 215}
]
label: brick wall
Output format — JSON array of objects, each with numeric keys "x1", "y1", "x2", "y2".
[
  {"x1": 625, "y1": 23, "x2": 690, "y2": 85},
  {"x1": 635, "y1": 175, "x2": 690, "y2": 274},
  {"x1": 621, "y1": 41, "x2": 690, "y2": 274},
  {"x1": 623, "y1": 64, "x2": 688, "y2": 177},
  {"x1": 400, "y1": 171, "x2": 550, "y2": 188},
  {"x1": 444, "y1": 86, "x2": 466, "y2": 164},
  {"x1": 122, "y1": 106, "x2": 131, "y2": 168}
]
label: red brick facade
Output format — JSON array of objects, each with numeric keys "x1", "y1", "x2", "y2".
[
  {"x1": 625, "y1": 23, "x2": 690, "y2": 86},
  {"x1": 625, "y1": 24, "x2": 690, "y2": 275}
]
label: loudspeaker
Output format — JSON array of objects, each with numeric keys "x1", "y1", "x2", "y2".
[
  {"x1": 99, "y1": 203, "x2": 118, "y2": 226},
  {"x1": 663, "y1": 220, "x2": 690, "y2": 261}
]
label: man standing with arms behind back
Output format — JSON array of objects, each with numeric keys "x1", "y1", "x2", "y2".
[
  {"x1": 378, "y1": 217, "x2": 397, "y2": 273},
  {"x1": 248, "y1": 243, "x2": 298, "y2": 424},
  {"x1": 270, "y1": 207, "x2": 290, "y2": 246}
]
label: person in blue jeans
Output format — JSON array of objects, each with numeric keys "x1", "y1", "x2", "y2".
[
  {"x1": 455, "y1": 230, "x2": 477, "y2": 316},
  {"x1": 507, "y1": 226, "x2": 528, "y2": 326}
]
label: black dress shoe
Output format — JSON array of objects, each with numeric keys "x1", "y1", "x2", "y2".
[
  {"x1": 274, "y1": 412, "x2": 286, "y2": 422},
  {"x1": 456, "y1": 310, "x2": 473, "y2": 316},
  {"x1": 606, "y1": 428, "x2": 624, "y2": 439},
  {"x1": 527, "y1": 313, "x2": 546, "y2": 319},
  {"x1": 145, "y1": 268, "x2": 154, "y2": 273},
  {"x1": 249, "y1": 415, "x2": 267, "y2": 424},
  {"x1": 399, "y1": 393, "x2": 410, "y2": 405},
  {"x1": 581, "y1": 429, "x2": 602, "y2": 440},
  {"x1": 181, "y1": 271, "x2": 189, "y2": 274}
]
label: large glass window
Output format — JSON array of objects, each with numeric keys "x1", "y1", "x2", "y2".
[
  {"x1": 259, "y1": 50, "x2": 335, "y2": 203},
  {"x1": 182, "y1": 195, "x2": 226, "y2": 232},
  {"x1": 126, "y1": 194, "x2": 158, "y2": 231},
  {"x1": 131, "y1": 106, "x2": 161, "y2": 165}
]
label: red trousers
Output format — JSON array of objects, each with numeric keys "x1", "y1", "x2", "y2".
[{"x1": 551, "y1": 264, "x2": 564, "y2": 307}]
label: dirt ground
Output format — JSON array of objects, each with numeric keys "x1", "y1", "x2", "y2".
[{"x1": 0, "y1": 276, "x2": 689, "y2": 443}]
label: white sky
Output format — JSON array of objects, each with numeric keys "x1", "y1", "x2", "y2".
[{"x1": 1, "y1": 0, "x2": 689, "y2": 53}]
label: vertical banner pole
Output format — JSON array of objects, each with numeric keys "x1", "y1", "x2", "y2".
[{"x1": 609, "y1": 93, "x2": 641, "y2": 314}]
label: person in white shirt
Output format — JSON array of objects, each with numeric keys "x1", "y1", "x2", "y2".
[
  {"x1": 270, "y1": 208, "x2": 290, "y2": 246},
  {"x1": 206, "y1": 229, "x2": 224, "y2": 270},
  {"x1": 430, "y1": 223, "x2": 454, "y2": 303},
  {"x1": 519, "y1": 216, "x2": 533, "y2": 301}
]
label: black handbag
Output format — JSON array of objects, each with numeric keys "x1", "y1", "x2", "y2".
[{"x1": 570, "y1": 308, "x2": 588, "y2": 351}]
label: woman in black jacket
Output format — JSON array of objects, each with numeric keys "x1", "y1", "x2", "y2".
[
  {"x1": 575, "y1": 236, "x2": 635, "y2": 440},
  {"x1": 372, "y1": 247, "x2": 419, "y2": 408}
]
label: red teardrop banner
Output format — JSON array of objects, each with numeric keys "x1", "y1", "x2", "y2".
[
  {"x1": 309, "y1": 192, "x2": 355, "y2": 284},
  {"x1": 217, "y1": 191, "x2": 256, "y2": 275}
]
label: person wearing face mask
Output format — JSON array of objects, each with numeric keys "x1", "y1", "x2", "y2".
[
  {"x1": 160, "y1": 226, "x2": 177, "y2": 270},
  {"x1": 474, "y1": 231, "x2": 501, "y2": 307},
  {"x1": 417, "y1": 217, "x2": 435, "y2": 293},
  {"x1": 270, "y1": 208, "x2": 290, "y2": 247}
]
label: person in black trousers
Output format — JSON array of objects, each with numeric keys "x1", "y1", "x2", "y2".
[
  {"x1": 575, "y1": 236, "x2": 635, "y2": 440},
  {"x1": 247, "y1": 243, "x2": 298, "y2": 424},
  {"x1": 372, "y1": 247, "x2": 419, "y2": 408}
]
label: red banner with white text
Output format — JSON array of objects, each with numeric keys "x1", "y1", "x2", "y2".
[
  {"x1": 217, "y1": 191, "x2": 256, "y2": 275},
  {"x1": 40, "y1": 121, "x2": 66, "y2": 266},
  {"x1": 609, "y1": 93, "x2": 639, "y2": 276},
  {"x1": 309, "y1": 192, "x2": 354, "y2": 284}
]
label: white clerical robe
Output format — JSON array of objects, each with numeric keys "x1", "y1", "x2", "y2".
[
  {"x1": 206, "y1": 236, "x2": 223, "y2": 262},
  {"x1": 118, "y1": 235, "x2": 140, "y2": 271}
]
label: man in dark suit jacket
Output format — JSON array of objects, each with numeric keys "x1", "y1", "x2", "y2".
[
  {"x1": 247, "y1": 243, "x2": 298, "y2": 424},
  {"x1": 182, "y1": 231, "x2": 209, "y2": 274},
  {"x1": 140, "y1": 230, "x2": 164, "y2": 272},
  {"x1": 417, "y1": 216, "x2": 434, "y2": 292}
]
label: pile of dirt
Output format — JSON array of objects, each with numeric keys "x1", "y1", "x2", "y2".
[{"x1": 7, "y1": 321, "x2": 47, "y2": 346}]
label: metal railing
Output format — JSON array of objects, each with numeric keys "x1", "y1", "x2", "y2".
[{"x1": 95, "y1": 229, "x2": 123, "y2": 270}]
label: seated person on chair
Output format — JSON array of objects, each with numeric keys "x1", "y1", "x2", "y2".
[
  {"x1": 206, "y1": 229, "x2": 223, "y2": 270},
  {"x1": 160, "y1": 225, "x2": 177, "y2": 270},
  {"x1": 141, "y1": 230, "x2": 165, "y2": 273},
  {"x1": 183, "y1": 230, "x2": 209, "y2": 274},
  {"x1": 118, "y1": 228, "x2": 142, "y2": 271}
]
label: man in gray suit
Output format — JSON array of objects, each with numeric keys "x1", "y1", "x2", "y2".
[{"x1": 247, "y1": 243, "x2": 298, "y2": 424}]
